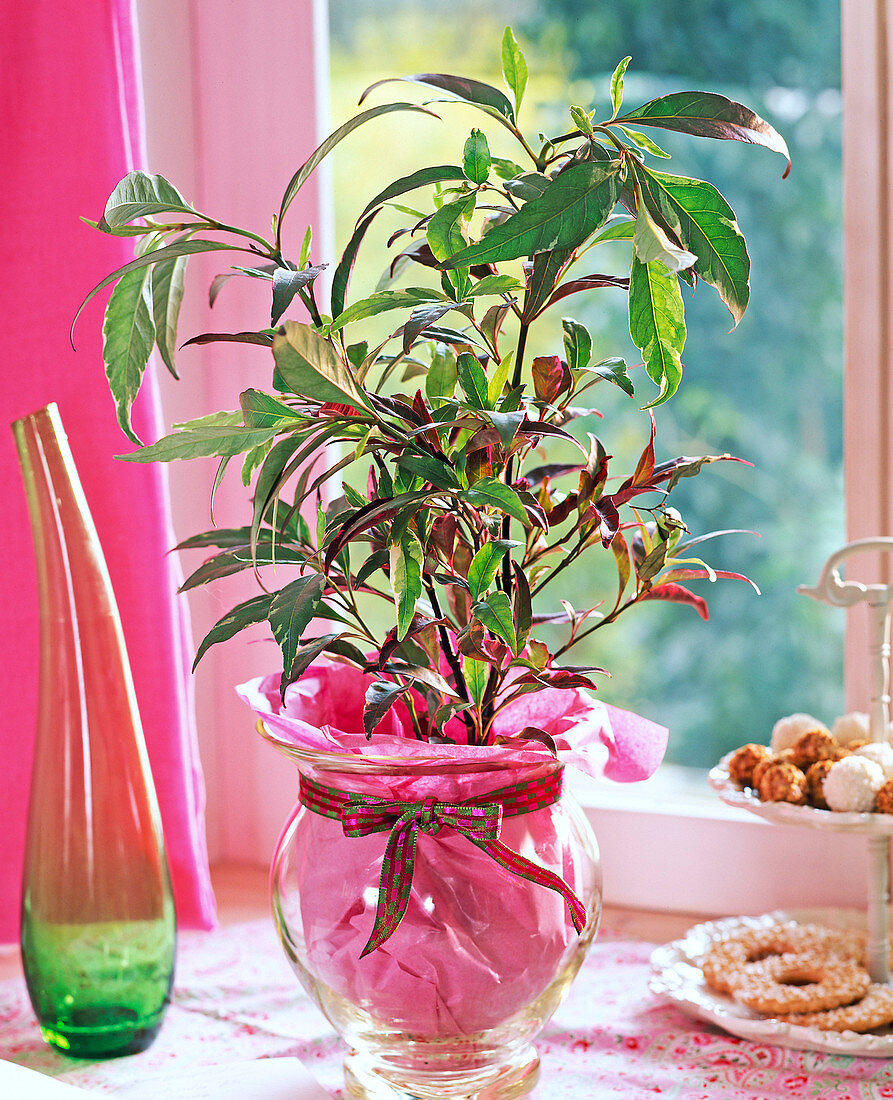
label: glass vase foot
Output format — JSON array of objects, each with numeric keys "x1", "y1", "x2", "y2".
[
  {"x1": 344, "y1": 1041, "x2": 539, "y2": 1100},
  {"x1": 39, "y1": 1006, "x2": 165, "y2": 1059}
]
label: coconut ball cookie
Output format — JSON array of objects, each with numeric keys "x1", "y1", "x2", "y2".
[
  {"x1": 823, "y1": 755, "x2": 886, "y2": 813},
  {"x1": 770, "y1": 713, "x2": 829, "y2": 753},
  {"x1": 831, "y1": 711, "x2": 871, "y2": 746},
  {"x1": 854, "y1": 741, "x2": 893, "y2": 780}
]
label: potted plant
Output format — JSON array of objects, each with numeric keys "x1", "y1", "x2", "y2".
[{"x1": 77, "y1": 29, "x2": 787, "y2": 1100}]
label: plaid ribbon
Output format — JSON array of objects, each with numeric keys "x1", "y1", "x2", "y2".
[{"x1": 299, "y1": 769, "x2": 588, "y2": 957}]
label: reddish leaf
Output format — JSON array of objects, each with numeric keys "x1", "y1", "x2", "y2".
[
  {"x1": 466, "y1": 446, "x2": 495, "y2": 484},
  {"x1": 586, "y1": 498, "x2": 620, "y2": 546},
  {"x1": 641, "y1": 582, "x2": 709, "y2": 620},
  {"x1": 411, "y1": 391, "x2": 444, "y2": 454},
  {"x1": 319, "y1": 402, "x2": 363, "y2": 417},
  {"x1": 542, "y1": 272, "x2": 629, "y2": 312},
  {"x1": 430, "y1": 514, "x2": 458, "y2": 561},
  {"x1": 521, "y1": 249, "x2": 574, "y2": 323},
  {"x1": 532, "y1": 355, "x2": 572, "y2": 404},
  {"x1": 659, "y1": 567, "x2": 760, "y2": 593},
  {"x1": 515, "y1": 669, "x2": 601, "y2": 691}
]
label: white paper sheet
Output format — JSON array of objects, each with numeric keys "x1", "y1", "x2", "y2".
[
  {"x1": 0, "y1": 1058, "x2": 333, "y2": 1099},
  {"x1": 0, "y1": 1061, "x2": 88, "y2": 1097}
]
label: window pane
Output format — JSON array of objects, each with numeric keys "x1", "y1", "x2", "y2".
[{"x1": 327, "y1": 0, "x2": 844, "y2": 769}]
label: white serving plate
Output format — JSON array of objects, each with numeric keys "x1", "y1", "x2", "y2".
[
  {"x1": 649, "y1": 909, "x2": 893, "y2": 1056},
  {"x1": 709, "y1": 754, "x2": 893, "y2": 834}
]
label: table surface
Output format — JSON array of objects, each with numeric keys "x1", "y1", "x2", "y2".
[{"x1": 5, "y1": 866, "x2": 893, "y2": 1099}]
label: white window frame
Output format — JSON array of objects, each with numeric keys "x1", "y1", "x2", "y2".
[{"x1": 136, "y1": 0, "x2": 886, "y2": 915}]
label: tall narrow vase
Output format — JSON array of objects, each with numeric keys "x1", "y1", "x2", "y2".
[{"x1": 12, "y1": 403, "x2": 176, "y2": 1059}]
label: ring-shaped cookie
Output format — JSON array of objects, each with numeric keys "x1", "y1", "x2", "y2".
[
  {"x1": 731, "y1": 952, "x2": 870, "y2": 1015},
  {"x1": 700, "y1": 923, "x2": 865, "y2": 995},
  {"x1": 774, "y1": 983, "x2": 893, "y2": 1032}
]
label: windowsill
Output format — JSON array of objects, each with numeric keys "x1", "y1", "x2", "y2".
[{"x1": 567, "y1": 764, "x2": 757, "y2": 824}]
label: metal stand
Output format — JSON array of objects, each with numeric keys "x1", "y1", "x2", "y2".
[{"x1": 799, "y1": 537, "x2": 893, "y2": 983}]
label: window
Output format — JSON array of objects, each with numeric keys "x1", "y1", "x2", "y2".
[
  {"x1": 136, "y1": 0, "x2": 888, "y2": 913},
  {"x1": 327, "y1": 0, "x2": 845, "y2": 771}
]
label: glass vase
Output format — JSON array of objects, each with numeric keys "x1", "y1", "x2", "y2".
[
  {"x1": 12, "y1": 403, "x2": 176, "y2": 1059},
  {"x1": 264, "y1": 730, "x2": 601, "y2": 1100}
]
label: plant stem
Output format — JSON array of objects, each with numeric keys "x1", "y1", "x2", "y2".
[
  {"x1": 499, "y1": 321, "x2": 530, "y2": 595},
  {"x1": 424, "y1": 580, "x2": 476, "y2": 740}
]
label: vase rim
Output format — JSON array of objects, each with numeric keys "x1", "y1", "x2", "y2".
[{"x1": 255, "y1": 720, "x2": 563, "y2": 778}]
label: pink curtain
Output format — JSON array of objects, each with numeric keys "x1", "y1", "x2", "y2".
[{"x1": 0, "y1": 1, "x2": 216, "y2": 939}]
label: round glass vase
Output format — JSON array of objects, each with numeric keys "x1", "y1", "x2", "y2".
[{"x1": 263, "y1": 729, "x2": 601, "y2": 1100}]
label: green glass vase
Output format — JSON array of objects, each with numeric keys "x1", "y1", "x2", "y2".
[{"x1": 13, "y1": 403, "x2": 176, "y2": 1059}]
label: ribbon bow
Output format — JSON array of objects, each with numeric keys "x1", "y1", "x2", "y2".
[{"x1": 300, "y1": 772, "x2": 588, "y2": 957}]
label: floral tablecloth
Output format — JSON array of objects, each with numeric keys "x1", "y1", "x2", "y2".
[{"x1": 4, "y1": 918, "x2": 893, "y2": 1099}]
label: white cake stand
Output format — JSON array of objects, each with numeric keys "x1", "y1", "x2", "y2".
[{"x1": 653, "y1": 539, "x2": 893, "y2": 1054}]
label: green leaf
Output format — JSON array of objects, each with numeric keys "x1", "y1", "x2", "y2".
[
  {"x1": 588, "y1": 357, "x2": 634, "y2": 397},
  {"x1": 591, "y1": 217, "x2": 635, "y2": 244},
  {"x1": 192, "y1": 594, "x2": 274, "y2": 671},
  {"x1": 118, "y1": 423, "x2": 281, "y2": 462},
  {"x1": 463, "y1": 129, "x2": 491, "y2": 184},
  {"x1": 486, "y1": 409, "x2": 525, "y2": 450},
  {"x1": 99, "y1": 171, "x2": 196, "y2": 230},
  {"x1": 441, "y1": 162, "x2": 621, "y2": 269},
  {"x1": 467, "y1": 539, "x2": 519, "y2": 600},
  {"x1": 361, "y1": 72, "x2": 515, "y2": 126},
  {"x1": 272, "y1": 321, "x2": 368, "y2": 411},
  {"x1": 269, "y1": 574, "x2": 326, "y2": 681},
  {"x1": 330, "y1": 211, "x2": 378, "y2": 320},
  {"x1": 280, "y1": 634, "x2": 340, "y2": 693},
  {"x1": 395, "y1": 452, "x2": 461, "y2": 489},
  {"x1": 562, "y1": 318, "x2": 592, "y2": 371},
  {"x1": 357, "y1": 165, "x2": 467, "y2": 222},
  {"x1": 614, "y1": 91, "x2": 791, "y2": 178},
  {"x1": 456, "y1": 352, "x2": 490, "y2": 409},
  {"x1": 569, "y1": 106, "x2": 594, "y2": 136},
  {"x1": 427, "y1": 197, "x2": 474, "y2": 263},
  {"x1": 364, "y1": 680, "x2": 410, "y2": 732},
  {"x1": 329, "y1": 287, "x2": 443, "y2": 331},
  {"x1": 402, "y1": 302, "x2": 465, "y2": 354},
  {"x1": 491, "y1": 156, "x2": 527, "y2": 180},
  {"x1": 473, "y1": 591, "x2": 517, "y2": 653},
  {"x1": 271, "y1": 265, "x2": 326, "y2": 326},
  {"x1": 609, "y1": 57, "x2": 632, "y2": 118},
  {"x1": 74, "y1": 238, "x2": 239, "y2": 335},
  {"x1": 617, "y1": 126, "x2": 671, "y2": 159},
  {"x1": 501, "y1": 27, "x2": 528, "y2": 114},
  {"x1": 488, "y1": 352, "x2": 512, "y2": 407},
  {"x1": 638, "y1": 168, "x2": 751, "y2": 325},
  {"x1": 426, "y1": 343, "x2": 458, "y2": 404},
  {"x1": 463, "y1": 655, "x2": 488, "y2": 706},
  {"x1": 278, "y1": 102, "x2": 438, "y2": 231},
  {"x1": 150, "y1": 254, "x2": 186, "y2": 378},
  {"x1": 466, "y1": 274, "x2": 522, "y2": 297},
  {"x1": 632, "y1": 202, "x2": 697, "y2": 273},
  {"x1": 390, "y1": 536, "x2": 424, "y2": 640},
  {"x1": 239, "y1": 388, "x2": 302, "y2": 427},
  {"x1": 102, "y1": 265, "x2": 155, "y2": 444},
  {"x1": 460, "y1": 477, "x2": 527, "y2": 523},
  {"x1": 628, "y1": 256, "x2": 685, "y2": 407}
]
